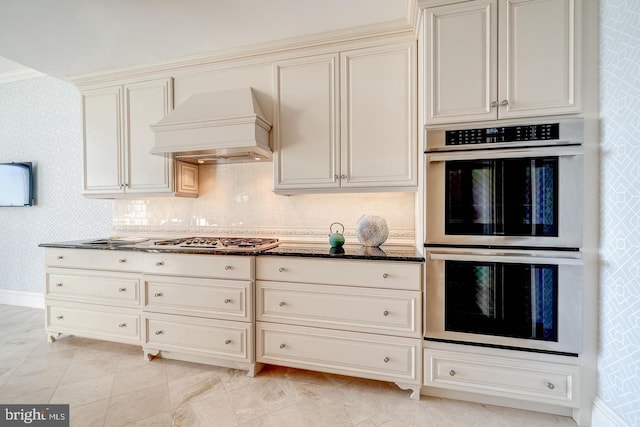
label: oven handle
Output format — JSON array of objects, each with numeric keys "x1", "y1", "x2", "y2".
[
  {"x1": 428, "y1": 252, "x2": 583, "y2": 265},
  {"x1": 426, "y1": 145, "x2": 583, "y2": 162}
]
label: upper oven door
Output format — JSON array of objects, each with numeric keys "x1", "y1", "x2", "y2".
[{"x1": 426, "y1": 145, "x2": 583, "y2": 249}]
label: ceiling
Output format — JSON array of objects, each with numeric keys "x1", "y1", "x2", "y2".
[{"x1": 0, "y1": 0, "x2": 410, "y2": 80}]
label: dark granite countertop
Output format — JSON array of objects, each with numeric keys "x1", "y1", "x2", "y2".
[{"x1": 39, "y1": 239, "x2": 424, "y2": 263}]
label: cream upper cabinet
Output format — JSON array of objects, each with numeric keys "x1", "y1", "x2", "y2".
[
  {"x1": 273, "y1": 42, "x2": 417, "y2": 194},
  {"x1": 340, "y1": 44, "x2": 417, "y2": 189},
  {"x1": 82, "y1": 78, "x2": 198, "y2": 197},
  {"x1": 273, "y1": 54, "x2": 340, "y2": 191},
  {"x1": 423, "y1": 0, "x2": 580, "y2": 124}
]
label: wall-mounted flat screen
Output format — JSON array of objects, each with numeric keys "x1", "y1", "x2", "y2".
[{"x1": 0, "y1": 162, "x2": 34, "y2": 206}]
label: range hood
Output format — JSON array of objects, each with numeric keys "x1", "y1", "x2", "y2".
[{"x1": 150, "y1": 87, "x2": 272, "y2": 164}]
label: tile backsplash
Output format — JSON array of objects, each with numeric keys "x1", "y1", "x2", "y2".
[{"x1": 113, "y1": 162, "x2": 416, "y2": 244}]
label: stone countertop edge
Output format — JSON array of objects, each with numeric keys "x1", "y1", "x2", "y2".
[{"x1": 38, "y1": 240, "x2": 425, "y2": 263}]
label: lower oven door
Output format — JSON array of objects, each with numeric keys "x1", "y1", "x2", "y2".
[{"x1": 425, "y1": 248, "x2": 582, "y2": 354}]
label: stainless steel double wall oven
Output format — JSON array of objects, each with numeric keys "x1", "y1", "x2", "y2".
[{"x1": 424, "y1": 118, "x2": 584, "y2": 354}]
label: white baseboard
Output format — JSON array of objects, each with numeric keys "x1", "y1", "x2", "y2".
[
  {"x1": 592, "y1": 396, "x2": 631, "y2": 427},
  {"x1": 0, "y1": 290, "x2": 45, "y2": 309}
]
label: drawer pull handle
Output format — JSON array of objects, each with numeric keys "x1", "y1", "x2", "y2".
[
  {"x1": 119, "y1": 323, "x2": 126, "y2": 328},
  {"x1": 56, "y1": 315, "x2": 64, "y2": 320},
  {"x1": 383, "y1": 310, "x2": 389, "y2": 316},
  {"x1": 278, "y1": 267, "x2": 285, "y2": 273},
  {"x1": 279, "y1": 343, "x2": 286, "y2": 349},
  {"x1": 384, "y1": 357, "x2": 390, "y2": 363},
  {"x1": 224, "y1": 298, "x2": 231, "y2": 304},
  {"x1": 279, "y1": 301, "x2": 286, "y2": 307},
  {"x1": 155, "y1": 261, "x2": 164, "y2": 266},
  {"x1": 118, "y1": 259, "x2": 127, "y2": 263},
  {"x1": 55, "y1": 282, "x2": 63, "y2": 287},
  {"x1": 155, "y1": 330, "x2": 163, "y2": 335},
  {"x1": 546, "y1": 382, "x2": 555, "y2": 390},
  {"x1": 154, "y1": 292, "x2": 163, "y2": 297},
  {"x1": 382, "y1": 273, "x2": 389, "y2": 279},
  {"x1": 224, "y1": 265, "x2": 232, "y2": 271},
  {"x1": 449, "y1": 370, "x2": 456, "y2": 377},
  {"x1": 225, "y1": 339, "x2": 231, "y2": 345},
  {"x1": 118, "y1": 288, "x2": 127, "y2": 292},
  {"x1": 56, "y1": 255, "x2": 64, "y2": 260}
]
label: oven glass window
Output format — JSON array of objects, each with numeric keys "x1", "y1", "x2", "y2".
[
  {"x1": 444, "y1": 260, "x2": 558, "y2": 342},
  {"x1": 445, "y1": 157, "x2": 558, "y2": 237}
]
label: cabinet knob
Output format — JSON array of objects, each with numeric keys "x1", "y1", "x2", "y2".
[
  {"x1": 118, "y1": 258, "x2": 127, "y2": 263},
  {"x1": 280, "y1": 343, "x2": 286, "y2": 349},
  {"x1": 500, "y1": 99, "x2": 509, "y2": 106},
  {"x1": 155, "y1": 261, "x2": 164, "y2": 266},
  {"x1": 279, "y1": 301, "x2": 286, "y2": 307},
  {"x1": 224, "y1": 265, "x2": 232, "y2": 271},
  {"x1": 224, "y1": 298, "x2": 231, "y2": 304},
  {"x1": 546, "y1": 382, "x2": 555, "y2": 390},
  {"x1": 490, "y1": 101, "x2": 498, "y2": 108},
  {"x1": 55, "y1": 282, "x2": 63, "y2": 287},
  {"x1": 384, "y1": 357, "x2": 390, "y2": 363},
  {"x1": 154, "y1": 292, "x2": 163, "y2": 297},
  {"x1": 383, "y1": 310, "x2": 389, "y2": 316},
  {"x1": 155, "y1": 330, "x2": 163, "y2": 335},
  {"x1": 449, "y1": 370, "x2": 456, "y2": 377},
  {"x1": 382, "y1": 273, "x2": 389, "y2": 279},
  {"x1": 118, "y1": 288, "x2": 127, "y2": 292},
  {"x1": 225, "y1": 339, "x2": 231, "y2": 345},
  {"x1": 56, "y1": 315, "x2": 64, "y2": 320},
  {"x1": 278, "y1": 267, "x2": 286, "y2": 273},
  {"x1": 334, "y1": 174, "x2": 339, "y2": 180},
  {"x1": 118, "y1": 323, "x2": 126, "y2": 328},
  {"x1": 56, "y1": 255, "x2": 64, "y2": 260},
  {"x1": 341, "y1": 174, "x2": 347, "y2": 179}
]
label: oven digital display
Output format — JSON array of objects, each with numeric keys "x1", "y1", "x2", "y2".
[{"x1": 445, "y1": 123, "x2": 560, "y2": 145}]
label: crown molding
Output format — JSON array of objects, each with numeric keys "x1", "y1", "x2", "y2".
[
  {"x1": 71, "y1": 17, "x2": 419, "y2": 88},
  {"x1": 0, "y1": 68, "x2": 45, "y2": 84}
]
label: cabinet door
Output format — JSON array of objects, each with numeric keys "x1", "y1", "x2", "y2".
[
  {"x1": 82, "y1": 86, "x2": 124, "y2": 194},
  {"x1": 124, "y1": 78, "x2": 175, "y2": 194},
  {"x1": 341, "y1": 43, "x2": 417, "y2": 189},
  {"x1": 498, "y1": 0, "x2": 580, "y2": 118},
  {"x1": 424, "y1": 0, "x2": 497, "y2": 124},
  {"x1": 273, "y1": 54, "x2": 340, "y2": 192}
]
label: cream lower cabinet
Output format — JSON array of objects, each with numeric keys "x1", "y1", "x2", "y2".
[
  {"x1": 44, "y1": 248, "x2": 143, "y2": 345},
  {"x1": 273, "y1": 41, "x2": 417, "y2": 194},
  {"x1": 256, "y1": 256, "x2": 423, "y2": 399},
  {"x1": 423, "y1": 348, "x2": 580, "y2": 408},
  {"x1": 141, "y1": 253, "x2": 259, "y2": 376},
  {"x1": 82, "y1": 78, "x2": 199, "y2": 198}
]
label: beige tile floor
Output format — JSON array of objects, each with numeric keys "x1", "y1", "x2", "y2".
[{"x1": 0, "y1": 305, "x2": 577, "y2": 426}]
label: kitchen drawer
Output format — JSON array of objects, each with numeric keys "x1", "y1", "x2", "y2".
[
  {"x1": 256, "y1": 281, "x2": 421, "y2": 337},
  {"x1": 143, "y1": 312, "x2": 251, "y2": 362},
  {"x1": 44, "y1": 248, "x2": 142, "y2": 272},
  {"x1": 46, "y1": 302, "x2": 140, "y2": 345},
  {"x1": 144, "y1": 275, "x2": 251, "y2": 321},
  {"x1": 256, "y1": 322, "x2": 420, "y2": 383},
  {"x1": 46, "y1": 268, "x2": 140, "y2": 307},
  {"x1": 143, "y1": 253, "x2": 252, "y2": 280},
  {"x1": 423, "y1": 349, "x2": 580, "y2": 407},
  {"x1": 256, "y1": 257, "x2": 421, "y2": 290}
]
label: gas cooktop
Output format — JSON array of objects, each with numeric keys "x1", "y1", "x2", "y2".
[{"x1": 153, "y1": 237, "x2": 279, "y2": 252}]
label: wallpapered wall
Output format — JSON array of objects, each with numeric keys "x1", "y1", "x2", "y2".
[
  {"x1": 0, "y1": 77, "x2": 113, "y2": 294},
  {"x1": 599, "y1": 2, "x2": 640, "y2": 425}
]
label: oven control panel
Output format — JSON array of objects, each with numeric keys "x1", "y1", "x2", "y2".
[{"x1": 445, "y1": 123, "x2": 560, "y2": 146}]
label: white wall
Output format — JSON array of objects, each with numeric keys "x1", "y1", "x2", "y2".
[
  {"x1": 597, "y1": 2, "x2": 640, "y2": 426},
  {"x1": 0, "y1": 76, "x2": 112, "y2": 300}
]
